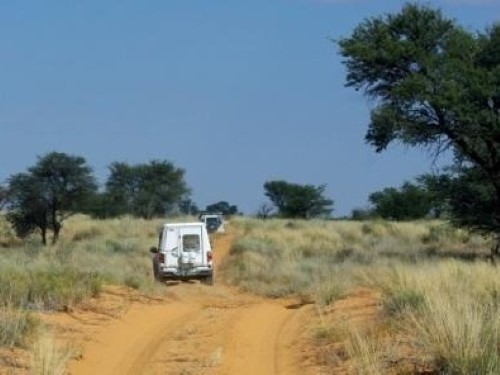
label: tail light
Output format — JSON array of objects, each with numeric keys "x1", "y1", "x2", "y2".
[
  {"x1": 158, "y1": 253, "x2": 165, "y2": 263},
  {"x1": 207, "y1": 252, "x2": 213, "y2": 262}
]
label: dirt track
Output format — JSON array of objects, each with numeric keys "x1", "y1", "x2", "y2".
[{"x1": 67, "y1": 233, "x2": 311, "y2": 375}]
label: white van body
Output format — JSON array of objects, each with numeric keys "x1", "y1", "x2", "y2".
[{"x1": 152, "y1": 223, "x2": 213, "y2": 284}]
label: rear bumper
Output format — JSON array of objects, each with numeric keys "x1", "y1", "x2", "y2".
[{"x1": 158, "y1": 266, "x2": 212, "y2": 280}]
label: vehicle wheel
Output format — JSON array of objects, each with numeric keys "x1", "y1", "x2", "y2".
[
  {"x1": 204, "y1": 274, "x2": 214, "y2": 286},
  {"x1": 152, "y1": 264, "x2": 163, "y2": 283}
]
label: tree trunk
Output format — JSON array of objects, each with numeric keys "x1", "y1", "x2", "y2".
[
  {"x1": 41, "y1": 226, "x2": 47, "y2": 246},
  {"x1": 51, "y1": 201, "x2": 60, "y2": 245},
  {"x1": 491, "y1": 186, "x2": 500, "y2": 262},
  {"x1": 52, "y1": 222, "x2": 61, "y2": 245}
]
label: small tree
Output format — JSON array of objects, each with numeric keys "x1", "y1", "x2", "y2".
[
  {"x1": 205, "y1": 201, "x2": 239, "y2": 216},
  {"x1": 263, "y1": 180, "x2": 333, "y2": 219},
  {"x1": 6, "y1": 152, "x2": 97, "y2": 245},
  {"x1": 368, "y1": 182, "x2": 435, "y2": 220}
]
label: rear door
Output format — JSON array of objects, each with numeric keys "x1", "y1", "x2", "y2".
[
  {"x1": 179, "y1": 226, "x2": 205, "y2": 267},
  {"x1": 162, "y1": 226, "x2": 180, "y2": 268}
]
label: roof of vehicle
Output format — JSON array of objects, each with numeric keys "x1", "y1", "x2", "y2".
[
  {"x1": 198, "y1": 211, "x2": 223, "y2": 216},
  {"x1": 162, "y1": 222, "x2": 206, "y2": 228}
]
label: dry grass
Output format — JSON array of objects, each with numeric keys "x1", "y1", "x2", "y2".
[
  {"x1": 224, "y1": 217, "x2": 490, "y2": 300},
  {"x1": 358, "y1": 261, "x2": 500, "y2": 373},
  {"x1": 225, "y1": 217, "x2": 498, "y2": 374},
  {"x1": 0, "y1": 214, "x2": 195, "y2": 354},
  {"x1": 0, "y1": 214, "x2": 498, "y2": 373},
  {"x1": 345, "y1": 326, "x2": 383, "y2": 375},
  {"x1": 30, "y1": 332, "x2": 77, "y2": 375},
  {"x1": 0, "y1": 306, "x2": 39, "y2": 348}
]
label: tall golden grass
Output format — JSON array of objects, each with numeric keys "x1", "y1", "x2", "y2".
[
  {"x1": 224, "y1": 217, "x2": 499, "y2": 374},
  {"x1": 0, "y1": 214, "x2": 498, "y2": 373},
  {"x1": 0, "y1": 214, "x2": 193, "y2": 354}
]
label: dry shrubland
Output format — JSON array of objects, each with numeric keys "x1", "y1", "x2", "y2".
[
  {"x1": 223, "y1": 217, "x2": 499, "y2": 374},
  {"x1": 0, "y1": 214, "x2": 189, "y2": 370},
  {"x1": 0, "y1": 214, "x2": 498, "y2": 374}
]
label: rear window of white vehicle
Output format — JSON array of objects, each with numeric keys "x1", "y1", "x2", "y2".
[
  {"x1": 206, "y1": 217, "x2": 219, "y2": 226},
  {"x1": 182, "y1": 234, "x2": 200, "y2": 252}
]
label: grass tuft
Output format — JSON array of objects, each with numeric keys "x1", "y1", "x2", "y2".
[
  {"x1": 0, "y1": 306, "x2": 39, "y2": 347},
  {"x1": 30, "y1": 333, "x2": 76, "y2": 375},
  {"x1": 383, "y1": 289, "x2": 426, "y2": 317}
]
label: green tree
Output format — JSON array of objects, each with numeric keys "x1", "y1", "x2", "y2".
[
  {"x1": 179, "y1": 198, "x2": 200, "y2": 216},
  {"x1": 263, "y1": 180, "x2": 333, "y2": 219},
  {"x1": 419, "y1": 168, "x2": 495, "y2": 232},
  {"x1": 368, "y1": 182, "x2": 435, "y2": 220},
  {"x1": 104, "y1": 160, "x2": 189, "y2": 219},
  {"x1": 6, "y1": 152, "x2": 96, "y2": 245},
  {"x1": 83, "y1": 191, "x2": 115, "y2": 219},
  {"x1": 205, "y1": 201, "x2": 239, "y2": 216},
  {"x1": 338, "y1": 3, "x2": 500, "y2": 252},
  {"x1": 351, "y1": 207, "x2": 376, "y2": 220}
]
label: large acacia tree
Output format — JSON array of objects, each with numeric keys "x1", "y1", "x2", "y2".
[
  {"x1": 103, "y1": 160, "x2": 189, "y2": 219},
  {"x1": 6, "y1": 152, "x2": 96, "y2": 245},
  {"x1": 264, "y1": 180, "x2": 333, "y2": 219},
  {"x1": 338, "y1": 3, "x2": 500, "y2": 252}
]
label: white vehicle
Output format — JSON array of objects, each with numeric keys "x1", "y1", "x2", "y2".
[
  {"x1": 198, "y1": 212, "x2": 225, "y2": 233},
  {"x1": 150, "y1": 222, "x2": 214, "y2": 285}
]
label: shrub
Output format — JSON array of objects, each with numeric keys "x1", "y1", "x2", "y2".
[
  {"x1": 409, "y1": 296, "x2": 499, "y2": 374},
  {"x1": 0, "y1": 267, "x2": 102, "y2": 310}
]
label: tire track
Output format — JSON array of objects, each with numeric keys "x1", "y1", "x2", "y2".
[
  {"x1": 67, "y1": 230, "x2": 308, "y2": 375},
  {"x1": 68, "y1": 302, "x2": 200, "y2": 375}
]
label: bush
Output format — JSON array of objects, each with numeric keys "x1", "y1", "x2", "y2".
[{"x1": 0, "y1": 267, "x2": 102, "y2": 310}]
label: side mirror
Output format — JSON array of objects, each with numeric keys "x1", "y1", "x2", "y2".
[{"x1": 149, "y1": 246, "x2": 158, "y2": 254}]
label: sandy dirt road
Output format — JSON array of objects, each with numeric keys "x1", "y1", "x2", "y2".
[{"x1": 67, "y1": 232, "x2": 311, "y2": 375}]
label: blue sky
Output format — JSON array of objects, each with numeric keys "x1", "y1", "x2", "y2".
[{"x1": 0, "y1": 0, "x2": 498, "y2": 216}]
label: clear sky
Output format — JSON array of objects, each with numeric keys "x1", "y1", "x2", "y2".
[{"x1": 0, "y1": 0, "x2": 498, "y2": 216}]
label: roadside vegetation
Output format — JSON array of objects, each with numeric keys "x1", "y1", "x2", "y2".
[
  {"x1": 0, "y1": 214, "x2": 188, "y2": 371},
  {"x1": 223, "y1": 217, "x2": 499, "y2": 374},
  {"x1": 0, "y1": 213, "x2": 498, "y2": 374}
]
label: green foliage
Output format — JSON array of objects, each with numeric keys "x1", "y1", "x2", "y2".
[
  {"x1": 0, "y1": 267, "x2": 102, "y2": 310},
  {"x1": 97, "y1": 160, "x2": 189, "y2": 219},
  {"x1": 338, "y1": 2, "x2": 500, "y2": 232},
  {"x1": 6, "y1": 152, "x2": 97, "y2": 245},
  {"x1": 421, "y1": 168, "x2": 497, "y2": 233},
  {"x1": 205, "y1": 201, "x2": 238, "y2": 216},
  {"x1": 351, "y1": 207, "x2": 376, "y2": 220},
  {"x1": 368, "y1": 182, "x2": 435, "y2": 220},
  {"x1": 178, "y1": 198, "x2": 199, "y2": 215},
  {"x1": 263, "y1": 180, "x2": 333, "y2": 219}
]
